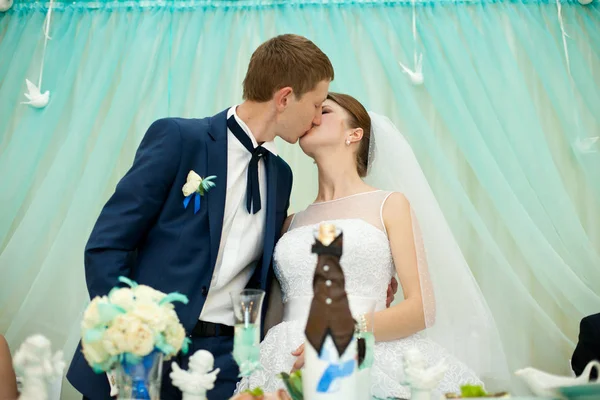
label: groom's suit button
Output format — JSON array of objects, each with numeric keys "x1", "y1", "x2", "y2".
[{"x1": 201, "y1": 286, "x2": 208, "y2": 296}]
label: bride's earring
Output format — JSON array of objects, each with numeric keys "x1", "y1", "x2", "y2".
[{"x1": 345, "y1": 139, "x2": 351, "y2": 146}]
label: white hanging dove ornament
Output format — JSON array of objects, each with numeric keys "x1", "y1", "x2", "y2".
[
  {"x1": 573, "y1": 136, "x2": 599, "y2": 153},
  {"x1": 22, "y1": 0, "x2": 54, "y2": 109},
  {"x1": 22, "y1": 79, "x2": 50, "y2": 108},
  {"x1": 0, "y1": 0, "x2": 13, "y2": 12},
  {"x1": 398, "y1": 0, "x2": 424, "y2": 85},
  {"x1": 399, "y1": 53, "x2": 424, "y2": 85}
]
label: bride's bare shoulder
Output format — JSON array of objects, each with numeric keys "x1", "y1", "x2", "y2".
[{"x1": 382, "y1": 192, "x2": 411, "y2": 227}]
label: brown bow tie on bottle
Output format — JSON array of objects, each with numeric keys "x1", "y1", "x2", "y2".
[{"x1": 305, "y1": 224, "x2": 355, "y2": 357}]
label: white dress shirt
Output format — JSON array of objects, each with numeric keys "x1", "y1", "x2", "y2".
[{"x1": 199, "y1": 106, "x2": 277, "y2": 326}]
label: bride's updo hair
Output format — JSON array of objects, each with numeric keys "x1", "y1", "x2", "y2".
[{"x1": 326, "y1": 92, "x2": 371, "y2": 177}]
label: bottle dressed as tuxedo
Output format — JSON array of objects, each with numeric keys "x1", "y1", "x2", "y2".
[{"x1": 303, "y1": 223, "x2": 358, "y2": 399}]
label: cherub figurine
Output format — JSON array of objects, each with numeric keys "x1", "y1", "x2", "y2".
[
  {"x1": 12, "y1": 335, "x2": 65, "y2": 400},
  {"x1": 0, "y1": 0, "x2": 13, "y2": 12},
  {"x1": 170, "y1": 350, "x2": 221, "y2": 400},
  {"x1": 402, "y1": 347, "x2": 448, "y2": 400}
]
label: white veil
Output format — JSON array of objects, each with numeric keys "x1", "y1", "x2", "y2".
[{"x1": 365, "y1": 112, "x2": 511, "y2": 391}]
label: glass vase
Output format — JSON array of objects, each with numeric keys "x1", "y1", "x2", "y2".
[{"x1": 114, "y1": 350, "x2": 163, "y2": 400}]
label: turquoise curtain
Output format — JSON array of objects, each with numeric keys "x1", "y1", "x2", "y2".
[{"x1": 1, "y1": 0, "x2": 599, "y2": 398}]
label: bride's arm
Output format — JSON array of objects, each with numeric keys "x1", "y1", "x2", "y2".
[
  {"x1": 0, "y1": 335, "x2": 18, "y2": 400},
  {"x1": 264, "y1": 278, "x2": 284, "y2": 334},
  {"x1": 281, "y1": 214, "x2": 294, "y2": 235},
  {"x1": 264, "y1": 214, "x2": 296, "y2": 334},
  {"x1": 370, "y1": 192, "x2": 426, "y2": 342}
]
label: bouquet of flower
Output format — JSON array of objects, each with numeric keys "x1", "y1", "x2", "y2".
[{"x1": 81, "y1": 277, "x2": 190, "y2": 373}]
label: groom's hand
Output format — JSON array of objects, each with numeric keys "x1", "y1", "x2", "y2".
[
  {"x1": 291, "y1": 343, "x2": 305, "y2": 372},
  {"x1": 386, "y1": 277, "x2": 399, "y2": 308}
]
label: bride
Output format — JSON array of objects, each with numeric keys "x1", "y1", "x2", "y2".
[{"x1": 239, "y1": 93, "x2": 510, "y2": 399}]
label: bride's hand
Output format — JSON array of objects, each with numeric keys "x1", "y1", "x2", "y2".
[
  {"x1": 386, "y1": 276, "x2": 399, "y2": 307},
  {"x1": 290, "y1": 343, "x2": 305, "y2": 372}
]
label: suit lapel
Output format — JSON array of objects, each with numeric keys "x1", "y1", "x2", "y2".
[
  {"x1": 260, "y1": 154, "x2": 278, "y2": 287},
  {"x1": 206, "y1": 110, "x2": 229, "y2": 269}
]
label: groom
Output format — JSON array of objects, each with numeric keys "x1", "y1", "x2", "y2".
[{"x1": 67, "y1": 34, "x2": 334, "y2": 399}]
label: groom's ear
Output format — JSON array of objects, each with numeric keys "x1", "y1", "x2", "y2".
[{"x1": 274, "y1": 87, "x2": 294, "y2": 110}]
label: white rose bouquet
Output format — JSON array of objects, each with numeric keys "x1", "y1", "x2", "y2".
[{"x1": 81, "y1": 276, "x2": 190, "y2": 373}]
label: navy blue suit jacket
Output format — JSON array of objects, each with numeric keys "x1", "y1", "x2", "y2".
[
  {"x1": 572, "y1": 312, "x2": 600, "y2": 379},
  {"x1": 67, "y1": 109, "x2": 293, "y2": 398}
]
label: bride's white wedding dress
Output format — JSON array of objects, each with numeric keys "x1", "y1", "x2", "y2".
[{"x1": 240, "y1": 190, "x2": 482, "y2": 399}]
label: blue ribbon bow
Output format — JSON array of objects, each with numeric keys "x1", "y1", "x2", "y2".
[
  {"x1": 183, "y1": 192, "x2": 201, "y2": 214},
  {"x1": 317, "y1": 359, "x2": 355, "y2": 392},
  {"x1": 182, "y1": 175, "x2": 216, "y2": 214}
]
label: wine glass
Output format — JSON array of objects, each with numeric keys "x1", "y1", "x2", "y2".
[{"x1": 230, "y1": 289, "x2": 265, "y2": 381}]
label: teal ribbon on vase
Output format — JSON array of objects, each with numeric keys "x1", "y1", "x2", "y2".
[{"x1": 358, "y1": 332, "x2": 375, "y2": 370}]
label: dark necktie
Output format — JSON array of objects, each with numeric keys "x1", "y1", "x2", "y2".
[{"x1": 227, "y1": 115, "x2": 269, "y2": 214}]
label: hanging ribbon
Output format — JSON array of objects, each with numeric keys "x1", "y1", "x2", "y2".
[
  {"x1": 556, "y1": 0, "x2": 571, "y2": 76},
  {"x1": 183, "y1": 192, "x2": 201, "y2": 214},
  {"x1": 556, "y1": 0, "x2": 599, "y2": 153}
]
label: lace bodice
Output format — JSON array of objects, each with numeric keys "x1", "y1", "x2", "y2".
[{"x1": 273, "y1": 190, "x2": 395, "y2": 314}]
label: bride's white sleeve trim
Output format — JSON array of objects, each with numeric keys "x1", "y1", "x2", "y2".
[{"x1": 379, "y1": 191, "x2": 395, "y2": 236}]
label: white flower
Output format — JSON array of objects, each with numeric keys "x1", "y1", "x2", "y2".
[
  {"x1": 102, "y1": 336, "x2": 124, "y2": 357},
  {"x1": 103, "y1": 314, "x2": 132, "y2": 355},
  {"x1": 151, "y1": 307, "x2": 186, "y2": 355},
  {"x1": 82, "y1": 296, "x2": 109, "y2": 330},
  {"x1": 106, "y1": 314, "x2": 155, "y2": 357},
  {"x1": 132, "y1": 302, "x2": 167, "y2": 333},
  {"x1": 133, "y1": 285, "x2": 166, "y2": 304},
  {"x1": 163, "y1": 307, "x2": 180, "y2": 325},
  {"x1": 109, "y1": 288, "x2": 135, "y2": 311},
  {"x1": 182, "y1": 170, "x2": 202, "y2": 197},
  {"x1": 164, "y1": 321, "x2": 186, "y2": 354},
  {"x1": 126, "y1": 321, "x2": 155, "y2": 357},
  {"x1": 82, "y1": 337, "x2": 110, "y2": 365}
]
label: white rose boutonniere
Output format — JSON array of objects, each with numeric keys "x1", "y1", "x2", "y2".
[{"x1": 182, "y1": 170, "x2": 216, "y2": 214}]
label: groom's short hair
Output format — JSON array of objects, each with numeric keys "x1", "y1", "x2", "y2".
[{"x1": 243, "y1": 34, "x2": 334, "y2": 102}]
